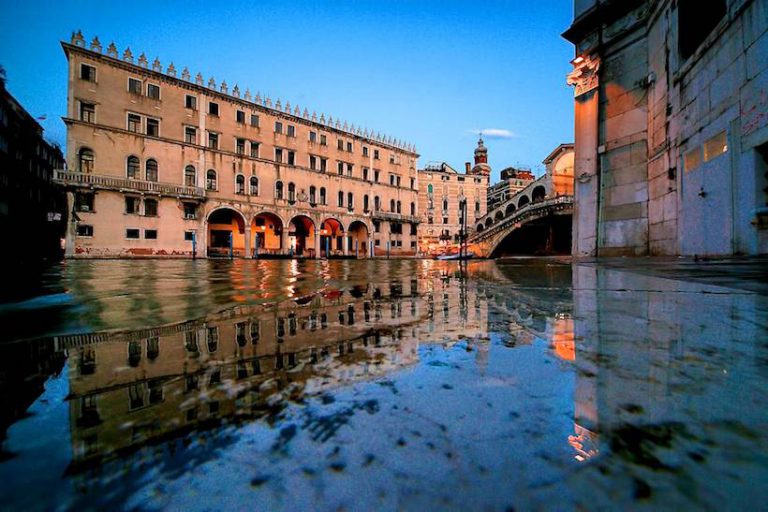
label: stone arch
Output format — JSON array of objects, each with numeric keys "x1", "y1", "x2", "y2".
[
  {"x1": 319, "y1": 217, "x2": 345, "y2": 257},
  {"x1": 518, "y1": 195, "x2": 530, "y2": 208},
  {"x1": 476, "y1": 223, "x2": 485, "y2": 233},
  {"x1": 505, "y1": 203, "x2": 517, "y2": 216},
  {"x1": 532, "y1": 185, "x2": 546, "y2": 202},
  {"x1": 348, "y1": 220, "x2": 370, "y2": 257},
  {"x1": 207, "y1": 206, "x2": 247, "y2": 257},
  {"x1": 495, "y1": 210, "x2": 504, "y2": 221},
  {"x1": 288, "y1": 215, "x2": 316, "y2": 257},
  {"x1": 251, "y1": 210, "x2": 285, "y2": 255},
  {"x1": 485, "y1": 217, "x2": 494, "y2": 228}
]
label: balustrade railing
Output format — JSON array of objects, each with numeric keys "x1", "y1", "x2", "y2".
[{"x1": 54, "y1": 170, "x2": 206, "y2": 198}]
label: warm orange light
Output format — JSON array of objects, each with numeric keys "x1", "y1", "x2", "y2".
[{"x1": 571, "y1": 56, "x2": 585, "y2": 65}]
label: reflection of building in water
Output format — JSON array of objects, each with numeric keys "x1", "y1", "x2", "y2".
[{"x1": 56, "y1": 273, "x2": 489, "y2": 469}]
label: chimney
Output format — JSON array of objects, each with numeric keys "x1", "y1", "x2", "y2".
[{"x1": 465, "y1": 162, "x2": 471, "y2": 173}]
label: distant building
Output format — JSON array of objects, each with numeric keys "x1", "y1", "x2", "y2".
[
  {"x1": 564, "y1": 0, "x2": 768, "y2": 256},
  {"x1": 488, "y1": 167, "x2": 535, "y2": 211},
  {"x1": 0, "y1": 79, "x2": 66, "y2": 264},
  {"x1": 417, "y1": 139, "x2": 490, "y2": 252},
  {"x1": 57, "y1": 31, "x2": 419, "y2": 259}
]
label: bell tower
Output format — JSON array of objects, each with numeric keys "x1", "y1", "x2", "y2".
[{"x1": 470, "y1": 136, "x2": 491, "y2": 176}]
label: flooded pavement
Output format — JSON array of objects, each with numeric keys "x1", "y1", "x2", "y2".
[{"x1": 0, "y1": 258, "x2": 767, "y2": 510}]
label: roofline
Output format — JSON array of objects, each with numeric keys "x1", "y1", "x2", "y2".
[
  {"x1": 542, "y1": 143, "x2": 575, "y2": 165},
  {"x1": 61, "y1": 40, "x2": 419, "y2": 158}
]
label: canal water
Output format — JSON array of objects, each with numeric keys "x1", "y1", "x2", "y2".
[{"x1": 0, "y1": 259, "x2": 766, "y2": 510}]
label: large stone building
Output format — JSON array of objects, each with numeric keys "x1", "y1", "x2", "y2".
[
  {"x1": 487, "y1": 166, "x2": 536, "y2": 211},
  {"x1": 565, "y1": 0, "x2": 768, "y2": 256},
  {"x1": 417, "y1": 138, "x2": 490, "y2": 252},
  {"x1": 0, "y1": 76, "x2": 66, "y2": 264},
  {"x1": 57, "y1": 32, "x2": 420, "y2": 259}
]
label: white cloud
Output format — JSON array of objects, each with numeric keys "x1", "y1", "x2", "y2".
[{"x1": 469, "y1": 128, "x2": 518, "y2": 140}]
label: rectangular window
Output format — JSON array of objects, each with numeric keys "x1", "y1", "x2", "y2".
[
  {"x1": 337, "y1": 139, "x2": 344, "y2": 150},
  {"x1": 125, "y1": 196, "x2": 140, "y2": 214},
  {"x1": 374, "y1": 149, "x2": 380, "y2": 160},
  {"x1": 347, "y1": 142, "x2": 353, "y2": 152},
  {"x1": 309, "y1": 131, "x2": 317, "y2": 143},
  {"x1": 250, "y1": 114, "x2": 259, "y2": 127},
  {"x1": 275, "y1": 121, "x2": 283, "y2": 134},
  {"x1": 146, "y1": 83, "x2": 160, "y2": 100},
  {"x1": 75, "y1": 192, "x2": 94, "y2": 212},
  {"x1": 703, "y1": 131, "x2": 728, "y2": 162},
  {"x1": 79, "y1": 102, "x2": 95, "y2": 123},
  {"x1": 287, "y1": 151, "x2": 295, "y2": 165},
  {"x1": 184, "y1": 231, "x2": 195, "y2": 241},
  {"x1": 250, "y1": 141, "x2": 259, "y2": 158},
  {"x1": 684, "y1": 146, "x2": 703, "y2": 173},
  {"x1": 346, "y1": 163, "x2": 353, "y2": 177},
  {"x1": 396, "y1": 176, "x2": 401, "y2": 187},
  {"x1": 389, "y1": 175, "x2": 395, "y2": 186},
  {"x1": 185, "y1": 95, "x2": 197, "y2": 109},
  {"x1": 128, "y1": 78, "x2": 142, "y2": 94},
  {"x1": 309, "y1": 155, "x2": 317, "y2": 170},
  {"x1": 287, "y1": 125, "x2": 296, "y2": 137},
  {"x1": 80, "y1": 63, "x2": 96, "y2": 82},
  {"x1": 236, "y1": 138, "x2": 246, "y2": 155},
  {"x1": 410, "y1": 177, "x2": 415, "y2": 189},
  {"x1": 236, "y1": 110, "x2": 245, "y2": 124},
  {"x1": 390, "y1": 154, "x2": 396, "y2": 164},
  {"x1": 208, "y1": 132, "x2": 219, "y2": 149},
  {"x1": 208, "y1": 102, "x2": 219, "y2": 116},
  {"x1": 363, "y1": 167, "x2": 369, "y2": 180},
  {"x1": 127, "y1": 113, "x2": 141, "y2": 133},
  {"x1": 374, "y1": 170, "x2": 380, "y2": 182},
  {"x1": 146, "y1": 118, "x2": 159, "y2": 137},
  {"x1": 363, "y1": 146, "x2": 369, "y2": 157},
  {"x1": 185, "y1": 126, "x2": 197, "y2": 144},
  {"x1": 126, "y1": 228, "x2": 140, "y2": 239},
  {"x1": 144, "y1": 229, "x2": 158, "y2": 239},
  {"x1": 337, "y1": 161, "x2": 344, "y2": 175},
  {"x1": 76, "y1": 224, "x2": 93, "y2": 237},
  {"x1": 678, "y1": 0, "x2": 727, "y2": 60},
  {"x1": 320, "y1": 158, "x2": 327, "y2": 172},
  {"x1": 320, "y1": 134, "x2": 327, "y2": 146},
  {"x1": 275, "y1": 148, "x2": 283, "y2": 163},
  {"x1": 144, "y1": 199, "x2": 158, "y2": 216}
]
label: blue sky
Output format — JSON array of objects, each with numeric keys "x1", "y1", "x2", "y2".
[{"x1": 0, "y1": 0, "x2": 575, "y2": 181}]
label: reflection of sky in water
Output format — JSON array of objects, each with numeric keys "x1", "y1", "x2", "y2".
[{"x1": 0, "y1": 259, "x2": 766, "y2": 510}]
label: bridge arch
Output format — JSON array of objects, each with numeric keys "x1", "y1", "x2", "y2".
[
  {"x1": 505, "y1": 203, "x2": 517, "y2": 216},
  {"x1": 532, "y1": 185, "x2": 546, "y2": 202},
  {"x1": 495, "y1": 210, "x2": 504, "y2": 221},
  {"x1": 518, "y1": 195, "x2": 530, "y2": 208},
  {"x1": 485, "y1": 217, "x2": 494, "y2": 228}
]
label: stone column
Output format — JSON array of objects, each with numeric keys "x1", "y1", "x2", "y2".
[
  {"x1": 244, "y1": 226, "x2": 251, "y2": 259},
  {"x1": 64, "y1": 191, "x2": 76, "y2": 258},
  {"x1": 342, "y1": 235, "x2": 349, "y2": 256},
  {"x1": 281, "y1": 228, "x2": 289, "y2": 256},
  {"x1": 314, "y1": 231, "x2": 321, "y2": 259}
]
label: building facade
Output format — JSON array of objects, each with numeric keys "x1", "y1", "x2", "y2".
[
  {"x1": 487, "y1": 166, "x2": 536, "y2": 211},
  {"x1": 417, "y1": 139, "x2": 490, "y2": 253},
  {"x1": 58, "y1": 32, "x2": 420, "y2": 259},
  {"x1": 0, "y1": 78, "x2": 66, "y2": 264},
  {"x1": 565, "y1": 0, "x2": 768, "y2": 257}
]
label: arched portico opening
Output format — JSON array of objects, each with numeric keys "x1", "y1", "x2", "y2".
[
  {"x1": 348, "y1": 220, "x2": 369, "y2": 257},
  {"x1": 476, "y1": 223, "x2": 485, "y2": 233},
  {"x1": 207, "y1": 208, "x2": 246, "y2": 257},
  {"x1": 518, "y1": 195, "x2": 530, "y2": 208},
  {"x1": 532, "y1": 186, "x2": 546, "y2": 202},
  {"x1": 251, "y1": 212, "x2": 284, "y2": 256},
  {"x1": 506, "y1": 203, "x2": 517, "y2": 216},
  {"x1": 495, "y1": 211, "x2": 504, "y2": 222},
  {"x1": 288, "y1": 215, "x2": 315, "y2": 257},
  {"x1": 319, "y1": 218, "x2": 344, "y2": 257},
  {"x1": 485, "y1": 217, "x2": 494, "y2": 229}
]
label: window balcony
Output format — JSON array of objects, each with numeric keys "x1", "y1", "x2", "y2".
[
  {"x1": 54, "y1": 170, "x2": 205, "y2": 200},
  {"x1": 371, "y1": 211, "x2": 420, "y2": 224}
]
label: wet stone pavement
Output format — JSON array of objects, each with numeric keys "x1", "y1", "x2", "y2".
[{"x1": 0, "y1": 258, "x2": 766, "y2": 510}]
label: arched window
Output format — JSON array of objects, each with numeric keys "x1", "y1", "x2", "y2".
[
  {"x1": 390, "y1": 199, "x2": 395, "y2": 212},
  {"x1": 235, "y1": 174, "x2": 245, "y2": 194},
  {"x1": 396, "y1": 200, "x2": 401, "y2": 213},
  {"x1": 126, "y1": 156, "x2": 140, "y2": 179},
  {"x1": 78, "y1": 147, "x2": 94, "y2": 173},
  {"x1": 363, "y1": 195, "x2": 369, "y2": 211},
  {"x1": 320, "y1": 187, "x2": 326, "y2": 205},
  {"x1": 374, "y1": 196, "x2": 381, "y2": 210},
  {"x1": 145, "y1": 159, "x2": 158, "y2": 182},
  {"x1": 442, "y1": 199, "x2": 448, "y2": 211},
  {"x1": 275, "y1": 180, "x2": 284, "y2": 199},
  {"x1": 309, "y1": 186, "x2": 316, "y2": 204},
  {"x1": 338, "y1": 191, "x2": 344, "y2": 207},
  {"x1": 347, "y1": 192, "x2": 353, "y2": 209},
  {"x1": 249, "y1": 176, "x2": 258, "y2": 195},
  {"x1": 184, "y1": 165, "x2": 196, "y2": 187},
  {"x1": 410, "y1": 202, "x2": 416, "y2": 216},
  {"x1": 288, "y1": 182, "x2": 296, "y2": 201},
  {"x1": 206, "y1": 169, "x2": 217, "y2": 190}
]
